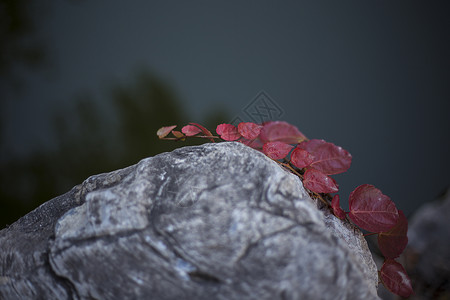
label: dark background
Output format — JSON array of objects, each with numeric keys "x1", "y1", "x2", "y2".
[{"x1": 1, "y1": 0, "x2": 449, "y2": 228}]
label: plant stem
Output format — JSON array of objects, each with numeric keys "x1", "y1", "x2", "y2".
[
  {"x1": 160, "y1": 135, "x2": 221, "y2": 141},
  {"x1": 363, "y1": 232, "x2": 378, "y2": 237}
]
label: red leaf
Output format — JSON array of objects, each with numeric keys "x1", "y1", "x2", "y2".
[
  {"x1": 262, "y1": 142, "x2": 294, "y2": 160},
  {"x1": 239, "y1": 137, "x2": 264, "y2": 150},
  {"x1": 157, "y1": 125, "x2": 177, "y2": 139},
  {"x1": 296, "y1": 138, "x2": 324, "y2": 152},
  {"x1": 181, "y1": 125, "x2": 202, "y2": 136},
  {"x1": 189, "y1": 122, "x2": 215, "y2": 142},
  {"x1": 297, "y1": 139, "x2": 352, "y2": 175},
  {"x1": 238, "y1": 122, "x2": 262, "y2": 140},
  {"x1": 332, "y1": 195, "x2": 346, "y2": 220},
  {"x1": 348, "y1": 184, "x2": 399, "y2": 233},
  {"x1": 303, "y1": 168, "x2": 339, "y2": 193},
  {"x1": 290, "y1": 147, "x2": 313, "y2": 169},
  {"x1": 216, "y1": 124, "x2": 242, "y2": 141},
  {"x1": 380, "y1": 259, "x2": 414, "y2": 298},
  {"x1": 378, "y1": 210, "x2": 408, "y2": 259},
  {"x1": 259, "y1": 121, "x2": 306, "y2": 144}
]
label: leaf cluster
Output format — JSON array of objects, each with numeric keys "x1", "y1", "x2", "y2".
[{"x1": 157, "y1": 121, "x2": 413, "y2": 298}]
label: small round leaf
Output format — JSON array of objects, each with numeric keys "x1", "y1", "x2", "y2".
[
  {"x1": 297, "y1": 139, "x2": 352, "y2": 175},
  {"x1": 238, "y1": 122, "x2": 262, "y2": 140},
  {"x1": 216, "y1": 124, "x2": 241, "y2": 141},
  {"x1": 182, "y1": 125, "x2": 202, "y2": 136},
  {"x1": 259, "y1": 121, "x2": 306, "y2": 144},
  {"x1": 291, "y1": 147, "x2": 313, "y2": 169},
  {"x1": 262, "y1": 142, "x2": 293, "y2": 160},
  {"x1": 380, "y1": 259, "x2": 413, "y2": 298},
  {"x1": 303, "y1": 168, "x2": 339, "y2": 194},
  {"x1": 348, "y1": 184, "x2": 399, "y2": 233},
  {"x1": 378, "y1": 210, "x2": 408, "y2": 259}
]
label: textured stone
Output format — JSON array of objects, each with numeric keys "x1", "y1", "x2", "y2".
[
  {"x1": 0, "y1": 142, "x2": 379, "y2": 299},
  {"x1": 404, "y1": 188, "x2": 450, "y2": 299}
]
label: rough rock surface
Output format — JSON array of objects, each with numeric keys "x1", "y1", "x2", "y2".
[
  {"x1": 404, "y1": 188, "x2": 450, "y2": 299},
  {"x1": 0, "y1": 142, "x2": 379, "y2": 299}
]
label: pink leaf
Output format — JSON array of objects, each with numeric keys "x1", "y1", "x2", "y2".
[
  {"x1": 348, "y1": 184, "x2": 399, "y2": 233},
  {"x1": 290, "y1": 147, "x2": 314, "y2": 169},
  {"x1": 239, "y1": 137, "x2": 264, "y2": 151},
  {"x1": 259, "y1": 121, "x2": 306, "y2": 144},
  {"x1": 332, "y1": 195, "x2": 346, "y2": 220},
  {"x1": 296, "y1": 138, "x2": 324, "y2": 152},
  {"x1": 378, "y1": 210, "x2": 408, "y2": 259},
  {"x1": 157, "y1": 125, "x2": 177, "y2": 139},
  {"x1": 189, "y1": 122, "x2": 215, "y2": 142},
  {"x1": 380, "y1": 259, "x2": 414, "y2": 298},
  {"x1": 303, "y1": 168, "x2": 339, "y2": 193},
  {"x1": 297, "y1": 139, "x2": 352, "y2": 175},
  {"x1": 238, "y1": 122, "x2": 262, "y2": 140},
  {"x1": 181, "y1": 125, "x2": 202, "y2": 136},
  {"x1": 216, "y1": 124, "x2": 242, "y2": 141},
  {"x1": 262, "y1": 142, "x2": 294, "y2": 160}
]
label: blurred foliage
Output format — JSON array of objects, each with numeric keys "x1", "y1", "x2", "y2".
[
  {"x1": 0, "y1": 71, "x2": 229, "y2": 228},
  {"x1": 0, "y1": 0, "x2": 229, "y2": 228},
  {"x1": 0, "y1": 0, "x2": 48, "y2": 166},
  {"x1": 0, "y1": 0, "x2": 47, "y2": 90}
]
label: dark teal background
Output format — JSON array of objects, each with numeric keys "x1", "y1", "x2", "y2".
[{"x1": 1, "y1": 1, "x2": 449, "y2": 227}]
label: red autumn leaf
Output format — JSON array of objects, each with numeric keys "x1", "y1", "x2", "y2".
[
  {"x1": 297, "y1": 139, "x2": 352, "y2": 175},
  {"x1": 348, "y1": 184, "x2": 399, "y2": 233},
  {"x1": 216, "y1": 123, "x2": 242, "y2": 141},
  {"x1": 290, "y1": 147, "x2": 314, "y2": 169},
  {"x1": 239, "y1": 137, "x2": 264, "y2": 151},
  {"x1": 259, "y1": 121, "x2": 307, "y2": 144},
  {"x1": 189, "y1": 122, "x2": 215, "y2": 142},
  {"x1": 238, "y1": 122, "x2": 262, "y2": 140},
  {"x1": 303, "y1": 168, "x2": 339, "y2": 193},
  {"x1": 332, "y1": 195, "x2": 346, "y2": 220},
  {"x1": 157, "y1": 125, "x2": 177, "y2": 139},
  {"x1": 296, "y1": 138, "x2": 324, "y2": 152},
  {"x1": 380, "y1": 259, "x2": 414, "y2": 298},
  {"x1": 378, "y1": 210, "x2": 408, "y2": 259},
  {"x1": 262, "y1": 142, "x2": 294, "y2": 160},
  {"x1": 181, "y1": 125, "x2": 202, "y2": 136}
]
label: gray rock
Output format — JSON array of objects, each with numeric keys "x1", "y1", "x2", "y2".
[
  {"x1": 403, "y1": 187, "x2": 450, "y2": 299},
  {"x1": 0, "y1": 142, "x2": 379, "y2": 299}
]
